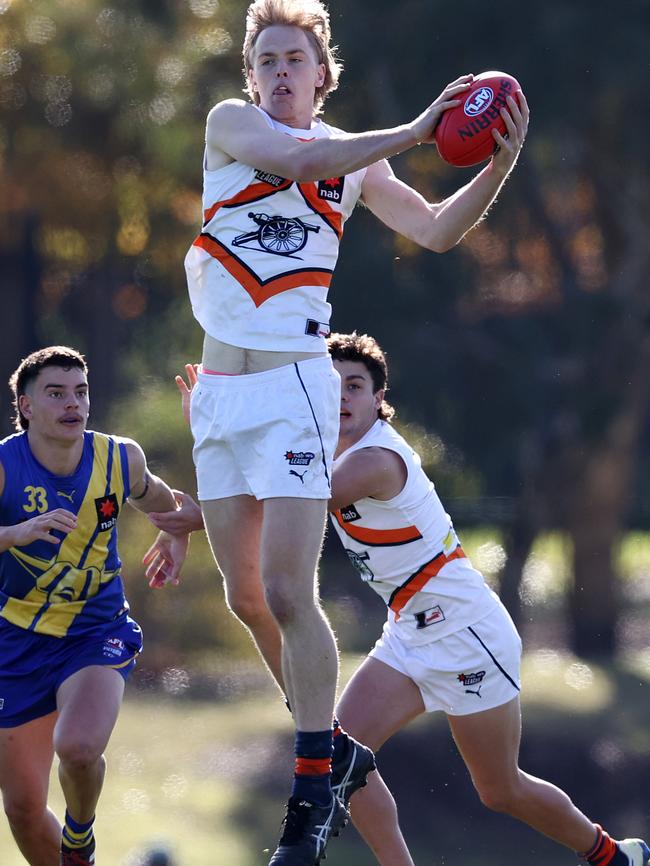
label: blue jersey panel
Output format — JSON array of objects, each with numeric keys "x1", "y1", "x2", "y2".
[{"x1": 0, "y1": 431, "x2": 132, "y2": 637}]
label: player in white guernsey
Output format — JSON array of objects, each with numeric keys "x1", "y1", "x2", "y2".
[
  {"x1": 148, "y1": 335, "x2": 649, "y2": 866},
  {"x1": 325, "y1": 332, "x2": 649, "y2": 866},
  {"x1": 183, "y1": 1, "x2": 528, "y2": 863}
]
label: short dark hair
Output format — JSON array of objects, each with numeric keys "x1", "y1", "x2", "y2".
[
  {"x1": 9, "y1": 346, "x2": 88, "y2": 431},
  {"x1": 327, "y1": 332, "x2": 395, "y2": 421}
]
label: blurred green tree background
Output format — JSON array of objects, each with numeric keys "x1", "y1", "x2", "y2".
[
  {"x1": 1, "y1": 1, "x2": 649, "y2": 864},
  {"x1": 2, "y1": 0, "x2": 649, "y2": 659}
]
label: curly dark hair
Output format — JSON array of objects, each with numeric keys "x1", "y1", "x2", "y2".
[
  {"x1": 327, "y1": 332, "x2": 395, "y2": 421},
  {"x1": 9, "y1": 346, "x2": 87, "y2": 431}
]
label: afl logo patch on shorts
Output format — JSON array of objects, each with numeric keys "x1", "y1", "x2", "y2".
[
  {"x1": 102, "y1": 637, "x2": 126, "y2": 658},
  {"x1": 95, "y1": 493, "x2": 119, "y2": 531}
]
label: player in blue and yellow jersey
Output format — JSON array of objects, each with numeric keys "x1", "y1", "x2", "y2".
[{"x1": 0, "y1": 346, "x2": 190, "y2": 866}]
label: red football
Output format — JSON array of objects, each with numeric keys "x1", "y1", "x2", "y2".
[{"x1": 434, "y1": 71, "x2": 522, "y2": 167}]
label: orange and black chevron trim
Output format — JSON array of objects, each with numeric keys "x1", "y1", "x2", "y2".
[
  {"x1": 192, "y1": 233, "x2": 333, "y2": 307},
  {"x1": 297, "y1": 182, "x2": 343, "y2": 239},
  {"x1": 332, "y1": 509, "x2": 422, "y2": 546},
  {"x1": 388, "y1": 545, "x2": 466, "y2": 621},
  {"x1": 202, "y1": 179, "x2": 294, "y2": 225}
]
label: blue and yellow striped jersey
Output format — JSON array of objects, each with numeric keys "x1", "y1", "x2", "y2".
[{"x1": 0, "y1": 430, "x2": 132, "y2": 637}]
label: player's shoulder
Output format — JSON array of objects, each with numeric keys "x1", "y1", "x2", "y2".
[
  {"x1": 0, "y1": 430, "x2": 26, "y2": 449},
  {"x1": 208, "y1": 99, "x2": 265, "y2": 126},
  {"x1": 0, "y1": 432, "x2": 27, "y2": 499}
]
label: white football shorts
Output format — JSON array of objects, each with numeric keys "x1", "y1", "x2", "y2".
[
  {"x1": 190, "y1": 355, "x2": 340, "y2": 501},
  {"x1": 369, "y1": 601, "x2": 522, "y2": 715}
]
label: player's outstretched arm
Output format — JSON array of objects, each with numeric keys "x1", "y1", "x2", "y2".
[
  {"x1": 362, "y1": 90, "x2": 529, "y2": 252},
  {"x1": 207, "y1": 77, "x2": 473, "y2": 183},
  {"x1": 123, "y1": 439, "x2": 190, "y2": 588},
  {"x1": 149, "y1": 490, "x2": 204, "y2": 535},
  {"x1": 143, "y1": 491, "x2": 204, "y2": 588}
]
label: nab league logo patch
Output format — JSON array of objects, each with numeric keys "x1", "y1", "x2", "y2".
[
  {"x1": 458, "y1": 671, "x2": 485, "y2": 696},
  {"x1": 339, "y1": 503, "x2": 361, "y2": 523},
  {"x1": 94, "y1": 493, "x2": 119, "y2": 531},
  {"x1": 317, "y1": 176, "x2": 345, "y2": 202},
  {"x1": 285, "y1": 451, "x2": 315, "y2": 467}
]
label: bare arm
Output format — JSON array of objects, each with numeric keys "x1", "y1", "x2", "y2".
[
  {"x1": 362, "y1": 91, "x2": 530, "y2": 252},
  {"x1": 329, "y1": 447, "x2": 407, "y2": 513},
  {"x1": 123, "y1": 440, "x2": 190, "y2": 587},
  {"x1": 207, "y1": 76, "x2": 474, "y2": 182},
  {"x1": 125, "y1": 440, "x2": 180, "y2": 515}
]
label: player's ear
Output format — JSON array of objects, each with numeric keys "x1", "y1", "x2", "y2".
[
  {"x1": 18, "y1": 394, "x2": 32, "y2": 422},
  {"x1": 374, "y1": 389, "x2": 385, "y2": 410},
  {"x1": 315, "y1": 63, "x2": 325, "y2": 89}
]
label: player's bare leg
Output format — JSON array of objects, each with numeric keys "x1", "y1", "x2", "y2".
[
  {"x1": 202, "y1": 495, "x2": 286, "y2": 694},
  {"x1": 261, "y1": 497, "x2": 336, "y2": 732},
  {"x1": 54, "y1": 665, "x2": 124, "y2": 861},
  {"x1": 261, "y1": 497, "x2": 348, "y2": 866},
  {"x1": 0, "y1": 712, "x2": 60, "y2": 866},
  {"x1": 336, "y1": 656, "x2": 424, "y2": 866},
  {"x1": 447, "y1": 697, "x2": 600, "y2": 851}
]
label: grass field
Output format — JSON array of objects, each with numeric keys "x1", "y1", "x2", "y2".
[{"x1": 1, "y1": 650, "x2": 649, "y2": 866}]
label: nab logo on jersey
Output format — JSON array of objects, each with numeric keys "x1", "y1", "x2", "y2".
[
  {"x1": 318, "y1": 176, "x2": 344, "y2": 202},
  {"x1": 94, "y1": 494, "x2": 119, "y2": 531},
  {"x1": 339, "y1": 504, "x2": 361, "y2": 523}
]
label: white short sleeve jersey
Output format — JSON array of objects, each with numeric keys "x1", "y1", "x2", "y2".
[
  {"x1": 330, "y1": 420, "x2": 500, "y2": 645},
  {"x1": 185, "y1": 107, "x2": 367, "y2": 352}
]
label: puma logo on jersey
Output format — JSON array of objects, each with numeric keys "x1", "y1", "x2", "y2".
[
  {"x1": 57, "y1": 490, "x2": 75, "y2": 503},
  {"x1": 289, "y1": 469, "x2": 307, "y2": 484}
]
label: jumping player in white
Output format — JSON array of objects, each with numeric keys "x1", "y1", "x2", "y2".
[{"x1": 183, "y1": 0, "x2": 528, "y2": 862}]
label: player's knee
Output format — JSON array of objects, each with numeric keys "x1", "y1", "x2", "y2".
[
  {"x1": 226, "y1": 589, "x2": 269, "y2": 628},
  {"x1": 264, "y1": 581, "x2": 299, "y2": 627},
  {"x1": 55, "y1": 736, "x2": 104, "y2": 772},
  {"x1": 474, "y1": 778, "x2": 519, "y2": 814},
  {"x1": 3, "y1": 789, "x2": 47, "y2": 829}
]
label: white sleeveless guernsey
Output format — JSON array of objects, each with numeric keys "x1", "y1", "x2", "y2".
[
  {"x1": 184, "y1": 106, "x2": 366, "y2": 352},
  {"x1": 331, "y1": 420, "x2": 499, "y2": 646}
]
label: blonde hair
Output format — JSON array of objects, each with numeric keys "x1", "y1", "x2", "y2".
[{"x1": 242, "y1": 0, "x2": 342, "y2": 112}]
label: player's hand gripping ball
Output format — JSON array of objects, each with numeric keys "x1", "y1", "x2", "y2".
[{"x1": 435, "y1": 71, "x2": 523, "y2": 167}]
